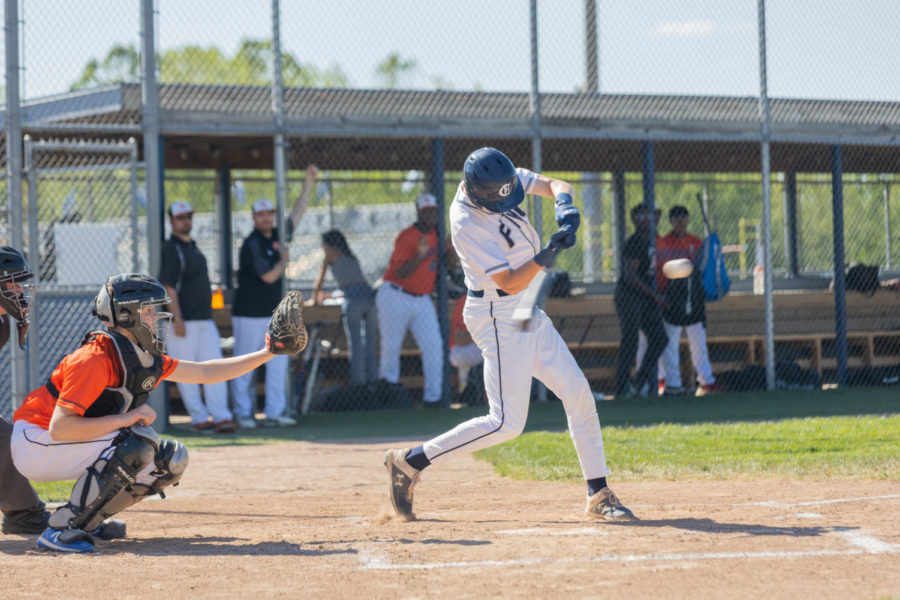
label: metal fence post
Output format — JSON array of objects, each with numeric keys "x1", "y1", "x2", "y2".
[
  {"x1": 430, "y1": 138, "x2": 451, "y2": 406},
  {"x1": 129, "y1": 138, "x2": 140, "y2": 271},
  {"x1": 831, "y1": 145, "x2": 848, "y2": 386},
  {"x1": 757, "y1": 0, "x2": 775, "y2": 391},
  {"x1": 24, "y1": 136, "x2": 39, "y2": 394},
  {"x1": 141, "y1": 0, "x2": 168, "y2": 430},
  {"x1": 5, "y1": 0, "x2": 28, "y2": 410}
]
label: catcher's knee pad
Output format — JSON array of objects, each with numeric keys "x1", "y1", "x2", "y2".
[
  {"x1": 50, "y1": 432, "x2": 157, "y2": 532},
  {"x1": 150, "y1": 439, "x2": 189, "y2": 490}
]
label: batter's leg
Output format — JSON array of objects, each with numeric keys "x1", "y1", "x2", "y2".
[
  {"x1": 421, "y1": 298, "x2": 534, "y2": 464},
  {"x1": 530, "y1": 311, "x2": 610, "y2": 481}
]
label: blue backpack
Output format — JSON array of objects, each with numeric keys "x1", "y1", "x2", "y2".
[{"x1": 699, "y1": 233, "x2": 731, "y2": 302}]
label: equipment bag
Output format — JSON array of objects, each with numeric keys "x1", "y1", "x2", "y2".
[{"x1": 699, "y1": 233, "x2": 731, "y2": 302}]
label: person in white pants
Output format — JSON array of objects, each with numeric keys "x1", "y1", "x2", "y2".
[
  {"x1": 637, "y1": 205, "x2": 722, "y2": 396},
  {"x1": 383, "y1": 147, "x2": 636, "y2": 522},
  {"x1": 231, "y1": 315, "x2": 288, "y2": 421},
  {"x1": 376, "y1": 193, "x2": 449, "y2": 406},
  {"x1": 159, "y1": 201, "x2": 234, "y2": 433},
  {"x1": 230, "y1": 165, "x2": 319, "y2": 428}
]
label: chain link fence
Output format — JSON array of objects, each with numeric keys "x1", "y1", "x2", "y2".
[{"x1": 3, "y1": 1, "x2": 899, "y2": 423}]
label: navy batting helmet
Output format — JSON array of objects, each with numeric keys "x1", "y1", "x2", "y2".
[{"x1": 463, "y1": 147, "x2": 524, "y2": 213}]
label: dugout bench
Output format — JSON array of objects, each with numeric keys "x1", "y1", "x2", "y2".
[{"x1": 206, "y1": 289, "x2": 900, "y2": 397}]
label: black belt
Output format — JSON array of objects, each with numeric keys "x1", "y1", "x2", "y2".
[
  {"x1": 468, "y1": 288, "x2": 509, "y2": 298},
  {"x1": 388, "y1": 282, "x2": 425, "y2": 297}
]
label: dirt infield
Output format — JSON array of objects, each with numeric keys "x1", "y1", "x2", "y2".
[{"x1": 1, "y1": 440, "x2": 898, "y2": 599}]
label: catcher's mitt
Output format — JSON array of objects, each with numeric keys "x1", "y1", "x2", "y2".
[{"x1": 265, "y1": 291, "x2": 308, "y2": 355}]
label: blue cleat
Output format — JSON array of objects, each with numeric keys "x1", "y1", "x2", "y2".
[{"x1": 36, "y1": 527, "x2": 95, "y2": 553}]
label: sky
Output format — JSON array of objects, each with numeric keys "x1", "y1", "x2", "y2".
[{"x1": 4, "y1": 0, "x2": 899, "y2": 102}]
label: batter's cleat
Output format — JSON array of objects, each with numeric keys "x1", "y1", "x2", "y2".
[
  {"x1": 90, "y1": 519, "x2": 127, "y2": 540},
  {"x1": 36, "y1": 527, "x2": 95, "y2": 553},
  {"x1": 384, "y1": 448, "x2": 420, "y2": 519},
  {"x1": 586, "y1": 488, "x2": 638, "y2": 521},
  {"x1": 1, "y1": 502, "x2": 50, "y2": 535}
]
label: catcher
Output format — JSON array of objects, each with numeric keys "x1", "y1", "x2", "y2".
[{"x1": 10, "y1": 274, "x2": 306, "y2": 553}]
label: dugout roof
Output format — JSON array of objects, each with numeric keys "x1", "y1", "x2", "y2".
[{"x1": 4, "y1": 83, "x2": 900, "y2": 173}]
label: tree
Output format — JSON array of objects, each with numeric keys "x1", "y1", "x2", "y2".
[
  {"x1": 376, "y1": 53, "x2": 417, "y2": 89},
  {"x1": 69, "y1": 39, "x2": 348, "y2": 90},
  {"x1": 70, "y1": 44, "x2": 141, "y2": 90}
]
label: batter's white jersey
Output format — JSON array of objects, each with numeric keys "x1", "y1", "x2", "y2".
[
  {"x1": 449, "y1": 168, "x2": 541, "y2": 290},
  {"x1": 420, "y1": 170, "x2": 611, "y2": 481}
]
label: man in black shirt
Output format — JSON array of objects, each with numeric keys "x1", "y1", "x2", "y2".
[
  {"x1": 159, "y1": 201, "x2": 236, "y2": 434},
  {"x1": 613, "y1": 204, "x2": 668, "y2": 397},
  {"x1": 230, "y1": 165, "x2": 318, "y2": 428}
]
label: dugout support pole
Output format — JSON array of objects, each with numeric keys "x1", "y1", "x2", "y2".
[{"x1": 831, "y1": 145, "x2": 848, "y2": 386}]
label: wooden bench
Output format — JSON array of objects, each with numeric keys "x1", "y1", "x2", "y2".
[{"x1": 207, "y1": 290, "x2": 900, "y2": 392}]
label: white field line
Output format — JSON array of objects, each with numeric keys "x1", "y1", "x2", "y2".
[
  {"x1": 739, "y1": 494, "x2": 900, "y2": 508},
  {"x1": 359, "y1": 548, "x2": 877, "y2": 571},
  {"x1": 836, "y1": 529, "x2": 899, "y2": 553},
  {"x1": 358, "y1": 526, "x2": 900, "y2": 571}
]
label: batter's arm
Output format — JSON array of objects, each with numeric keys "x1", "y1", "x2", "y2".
[
  {"x1": 490, "y1": 260, "x2": 544, "y2": 295},
  {"x1": 528, "y1": 173, "x2": 575, "y2": 200}
]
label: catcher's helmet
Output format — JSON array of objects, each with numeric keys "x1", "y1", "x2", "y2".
[
  {"x1": 0, "y1": 246, "x2": 34, "y2": 322},
  {"x1": 463, "y1": 147, "x2": 524, "y2": 213},
  {"x1": 94, "y1": 274, "x2": 172, "y2": 356}
]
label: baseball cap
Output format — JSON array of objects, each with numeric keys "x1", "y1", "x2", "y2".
[
  {"x1": 168, "y1": 201, "x2": 193, "y2": 217},
  {"x1": 416, "y1": 193, "x2": 438, "y2": 210},
  {"x1": 252, "y1": 198, "x2": 275, "y2": 214}
]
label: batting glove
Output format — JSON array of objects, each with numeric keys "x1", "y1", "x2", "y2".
[
  {"x1": 554, "y1": 193, "x2": 580, "y2": 233},
  {"x1": 534, "y1": 229, "x2": 572, "y2": 267}
]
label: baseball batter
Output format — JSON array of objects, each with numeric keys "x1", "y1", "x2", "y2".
[{"x1": 385, "y1": 147, "x2": 636, "y2": 521}]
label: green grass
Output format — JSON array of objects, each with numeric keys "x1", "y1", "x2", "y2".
[
  {"x1": 476, "y1": 415, "x2": 900, "y2": 481},
  {"x1": 31, "y1": 385, "x2": 899, "y2": 500}
]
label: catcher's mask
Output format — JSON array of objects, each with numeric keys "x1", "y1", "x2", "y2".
[
  {"x1": 463, "y1": 147, "x2": 524, "y2": 214},
  {"x1": 94, "y1": 273, "x2": 173, "y2": 356}
]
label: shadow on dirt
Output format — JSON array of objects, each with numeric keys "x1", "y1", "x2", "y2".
[{"x1": 604, "y1": 518, "x2": 840, "y2": 537}]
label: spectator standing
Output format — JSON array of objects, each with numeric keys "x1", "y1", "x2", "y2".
[
  {"x1": 653, "y1": 205, "x2": 723, "y2": 396},
  {"x1": 307, "y1": 229, "x2": 377, "y2": 385},
  {"x1": 375, "y1": 193, "x2": 446, "y2": 407},
  {"x1": 614, "y1": 204, "x2": 668, "y2": 397},
  {"x1": 231, "y1": 166, "x2": 318, "y2": 427},
  {"x1": 159, "y1": 201, "x2": 235, "y2": 434}
]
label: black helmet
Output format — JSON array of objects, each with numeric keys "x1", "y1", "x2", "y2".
[
  {"x1": 93, "y1": 274, "x2": 172, "y2": 356},
  {"x1": 0, "y1": 246, "x2": 34, "y2": 322},
  {"x1": 463, "y1": 147, "x2": 524, "y2": 213}
]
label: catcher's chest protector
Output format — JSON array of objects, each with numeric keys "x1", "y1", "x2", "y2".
[{"x1": 46, "y1": 330, "x2": 164, "y2": 418}]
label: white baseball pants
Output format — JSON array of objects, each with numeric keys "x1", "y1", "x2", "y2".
[
  {"x1": 375, "y1": 284, "x2": 443, "y2": 403},
  {"x1": 637, "y1": 320, "x2": 716, "y2": 388},
  {"x1": 165, "y1": 319, "x2": 232, "y2": 424},
  {"x1": 230, "y1": 316, "x2": 288, "y2": 419},
  {"x1": 11, "y1": 421, "x2": 160, "y2": 485},
  {"x1": 422, "y1": 294, "x2": 610, "y2": 480}
]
